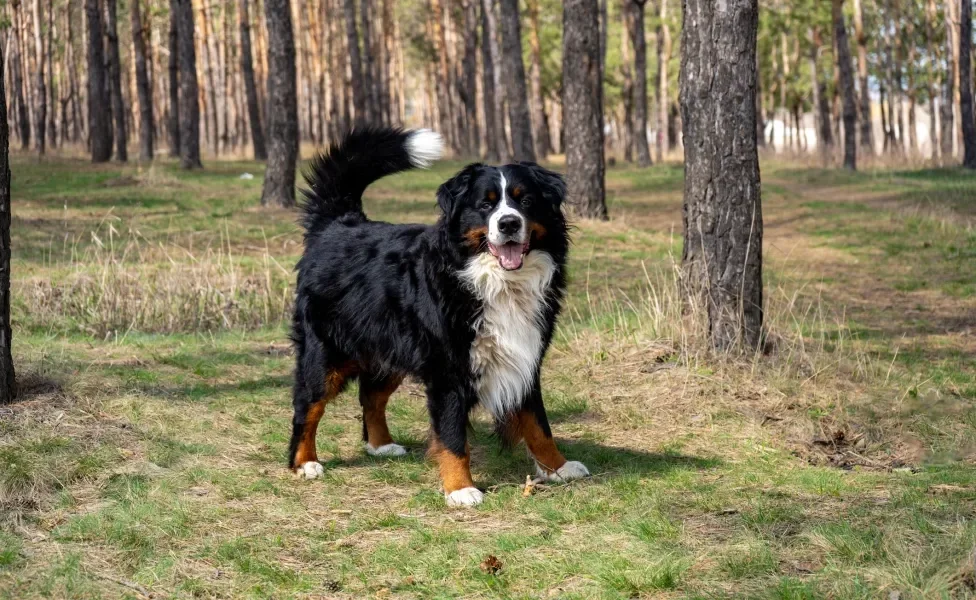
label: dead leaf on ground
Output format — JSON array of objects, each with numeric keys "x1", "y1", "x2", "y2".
[{"x1": 480, "y1": 554, "x2": 503, "y2": 575}]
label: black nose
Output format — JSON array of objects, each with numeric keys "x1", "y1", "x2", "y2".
[{"x1": 498, "y1": 215, "x2": 522, "y2": 235}]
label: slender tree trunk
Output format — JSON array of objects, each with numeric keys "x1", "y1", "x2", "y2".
[
  {"x1": 261, "y1": 0, "x2": 298, "y2": 207},
  {"x1": 811, "y1": 27, "x2": 833, "y2": 162},
  {"x1": 429, "y1": 0, "x2": 455, "y2": 151},
  {"x1": 0, "y1": 40, "x2": 13, "y2": 404},
  {"x1": 497, "y1": 0, "x2": 534, "y2": 161},
  {"x1": 30, "y1": 0, "x2": 46, "y2": 155},
  {"x1": 680, "y1": 0, "x2": 763, "y2": 351},
  {"x1": 853, "y1": 0, "x2": 873, "y2": 153},
  {"x1": 620, "y1": 0, "x2": 634, "y2": 162},
  {"x1": 480, "y1": 0, "x2": 500, "y2": 161},
  {"x1": 104, "y1": 0, "x2": 126, "y2": 161},
  {"x1": 200, "y1": 0, "x2": 219, "y2": 156},
  {"x1": 240, "y1": 0, "x2": 266, "y2": 158},
  {"x1": 86, "y1": 0, "x2": 112, "y2": 161},
  {"x1": 657, "y1": 0, "x2": 670, "y2": 159},
  {"x1": 833, "y1": 0, "x2": 858, "y2": 170},
  {"x1": 131, "y1": 0, "x2": 153, "y2": 160},
  {"x1": 175, "y1": 0, "x2": 201, "y2": 168},
  {"x1": 526, "y1": 0, "x2": 550, "y2": 159},
  {"x1": 941, "y1": 0, "x2": 956, "y2": 159},
  {"x1": 562, "y1": 0, "x2": 606, "y2": 220},
  {"x1": 9, "y1": 15, "x2": 30, "y2": 150},
  {"x1": 168, "y1": 0, "x2": 181, "y2": 156},
  {"x1": 343, "y1": 0, "x2": 366, "y2": 126},
  {"x1": 628, "y1": 0, "x2": 651, "y2": 166},
  {"x1": 925, "y1": 0, "x2": 940, "y2": 160},
  {"x1": 461, "y1": 0, "x2": 480, "y2": 157},
  {"x1": 45, "y1": 0, "x2": 55, "y2": 149},
  {"x1": 361, "y1": 0, "x2": 379, "y2": 123},
  {"x1": 481, "y1": 0, "x2": 508, "y2": 162},
  {"x1": 961, "y1": 0, "x2": 976, "y2": 168}
]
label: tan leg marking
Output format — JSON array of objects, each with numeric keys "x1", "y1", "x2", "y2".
[
  {"x1": 292, "y1": 362, "x2": 358, "y2": 469},
  {"x1": 505, "y1": 409, "x2": 567, "y2": 475},
  {"x1": 429, "y1": 436, "x2": 475, "y2": 494},
  {"x1": 362, "y1": 376, "x2": 403, "y2": 449}
]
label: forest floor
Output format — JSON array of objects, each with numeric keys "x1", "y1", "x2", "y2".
[{"x1": 1, "y1": 152, "x2": 974, "y2": 599}]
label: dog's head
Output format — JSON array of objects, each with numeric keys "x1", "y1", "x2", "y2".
[{"x1": 437, "y1": 162, "x2": 567, "y2": 270}]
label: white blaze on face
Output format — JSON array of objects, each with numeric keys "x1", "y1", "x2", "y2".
[{"x1": 487, "y1": 172, "x2": 528, "y2": 270}]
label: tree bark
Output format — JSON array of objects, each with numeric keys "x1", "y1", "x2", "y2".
[
  {"x1": 628, "y1": 0, "x2": 651, "y2": 166},
  {"x1": 680, "y1": 0, "x2": 763, "y2": 351},
  {"x1": 461, "y1": 0, "x2": 480, "y2": 157},
  {"x1": 240, "y1": 0, "x2": 267, "y2": 159},
  {"x1": 925, "y1": 0, "x2": 940, "y2": 160},
  {"x1": 86, "y1": 0, "x2": 112, "y2": 162},
  {"x1": 481, "y1": 0, "x2": 508, "y2": 162},
  {"x1": 168, "y1": 0, "x2": 181, "y2": 157},
  {"x1": 941, "y1": 0, "x2": 956, "y2": 159},
  {"x1": 811, "y1": 27, "x2": 833, "y2": 161},
  {"x1": 961, "y1": 0, "x2": 976, "y2": 168},
  {"x1": 498, "y1": 0, "x2": 535, "y2": 161},
  {"x1": 833, "y1": 0, "x2": 858, "y2": 170},
  {"x1": 480, "y1": 0, "x2": 500, "y2": 161},
  {"x1": 563, "y1": 0, "x2": 606, "y2": 220},
  {"x1": 852, "y1": 0, "x2": 873, "y2": 153},
  {"x1": 131, "y1": 0, "x2": 153, "y2": 161},
  {"x1": 620, "y1": 0, "x2": 634, "y2": 161},
  {"x1": 104, "y1": 0, "x2": 126, "y2": 161},
  {"x1": 175, "y1": 0, "x2": 202, "y2": 168},
  {"x1": 9, "y1": 11, "x2": 30, "y2": 150},
  {"x1": 657, "y1": 0, "x2": 671, "y2": 160},
  {"x1": 526, "y1": 0, "x2": 550, "y2": 159},
  {"x1": 343, "y1": 0, "x2": 366, "y2": 126},
  {"x1": 30, "y1": 0, "x2": 46, "y2": 155},
  {"x1": 261, "y1": 0, "x2": 298, "y2": 207},
  {"x1": 0, "y1": 38, "x2": 15, "y2": 404}
]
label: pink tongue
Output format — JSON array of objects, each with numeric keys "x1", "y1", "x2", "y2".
[{"x1": 497, "y1": 244, "x2": 524, "y2": 270}]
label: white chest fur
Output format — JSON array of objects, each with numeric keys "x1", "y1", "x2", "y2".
[{"x1": 459, "y1": 251, "x2": 556, "y2": 420}]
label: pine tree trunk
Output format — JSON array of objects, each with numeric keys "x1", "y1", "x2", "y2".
[
  {"x1": 526, "y1": 0, "x2": 550, "y2": 159},
  {"x1": 0, "y1": 40, "x2": 13, "y2": 404},
  {"x1": 261, "y1": 0, "x2": 298, "y2": 207},
  {"x1": 657, "y1": 0, "x2": 670, "y2": 160},
  {"x1": 343, "y1": 0, "x2": 366, "y2": 126},
  {"x1": 941, "y1": 0, "x2": 955, "y2": 159},
  {"x1": 461, "y1": 0, "x2": 480, "y2": 157},
  {"x1": 961, "y1": 0, "x2": 976, "y2": 168},
  {"x1": 680, "y1": 0, "x2": 763, "y2": 351},
  {"x1": 481, "y1": 0, "x2": 508, "y2": 162},
  {"x1": 240, "y1": 0, "x2": 267, "y2": 159},
  {"x1": 45, "y1": 0, "x2": 55, "y2": 149},
  {"x1": 0, "y1": 38, "x2": 17, "y2": 404},
  {"x1": 200, "y1": 0, "x2": 219, "y2": 156},
  {"x1": 925, "y1": 0, "x2": 940, "y2": 160},
  {"x1": 498, "y1": 0, "x2": 535, "y2": 161},
  {"x1": 833, "y1": 0, "x2": 858, "y2": 170},
  {"x1": 104, "y1": 0, "x2": 127, "y2": 161},
  {"x1": 853, "y1": 0, "x2": 873, "y2": 153},
  {"x1": 360, "y1": 0, "x2": 378, "y2": 123},
  {"x1": 86, "y1": 0, "x2": 112, "y2": 162},
  {"x1": 620, "y1": 0, "x2": 634, "y2": 162},
  {"x1": 9, "y1": 16, "x2": 30, "y2": 150},
  {"x1": 562, "y1": 0, "x2": 606, "y2": 220},
  {"x1": 30, "y1": 0, "x2": 46, "y2": 155},
  {"x1": 131, "y1": 0, "x2": 153, "y2": 161},
  {"x1": 811, "y1": 27, "x2": 833, "y2": 160},
  {"x1": 480, "y1": 0, "x2": 500, "y2": 162},
  {"x1": 628, "y1": 0, "x2": 651, "y2": 166},
  {"x1": 168, "y1": 0, "x2": 181, "y2": 156},
  {"x1": 175, "y1": 0, "x2": 202, "y2": 168}
]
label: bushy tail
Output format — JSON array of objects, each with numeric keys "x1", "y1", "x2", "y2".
[{"x1": 300, "y1": 127, "x2": 444, "y2": 233}]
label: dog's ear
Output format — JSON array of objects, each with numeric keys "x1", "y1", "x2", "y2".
[
  {"x1": 517, "y1": 162, "x2": 566, "y2": 209},
  {"x1": 437, "y1": 163, "x2": 483, "y2": 218}
]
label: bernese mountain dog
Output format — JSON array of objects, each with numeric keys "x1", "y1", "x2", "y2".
[{"x1": 288, "y1": 127, "x2": 589, "y2": 507}]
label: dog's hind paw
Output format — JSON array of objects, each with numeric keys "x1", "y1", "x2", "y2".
[
  {"x1": 537, "y1": 460, "x2": 590, "y2": 483},
  {"x1": 445, "y1": 487, "x2": 484, "y2": 507},
  {"x1": 296, "y1": 461, "x2": 324, "y2": 480},
  {"x1": 365, "y1": 442, "x2": 407, "y2": 457}
]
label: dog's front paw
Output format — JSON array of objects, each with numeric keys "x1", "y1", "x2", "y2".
[
  {"x1": 296, "y1": 461, "x2": 324, "y2": 480},
  {"x1": 445, "y1": 487, "x2": 485, "y2": 507},
  {"x1": 365, "y1": 442, "x2": 407, "y2": 457},
  {"x1": 537, "y1": 460, "x2": 590, "y2": 483}
]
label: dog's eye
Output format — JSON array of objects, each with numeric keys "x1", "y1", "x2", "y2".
[
  {"x1": 479, "y1": 200, "x2": 493, "y2": 211},
  {"x1": 520, "y1": 196, "x2": 531, "y2": 207}
]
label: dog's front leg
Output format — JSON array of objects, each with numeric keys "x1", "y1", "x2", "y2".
[{"x1": 427, "y1": 382, "x2": 482, "y2": 507}]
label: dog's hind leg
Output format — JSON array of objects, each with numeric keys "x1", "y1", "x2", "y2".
[
  {"x1": 289, "y1": 335, "x2": 357, "y2": 479},
  {"x1": 360, "y1": 374, "x2": 405, "y2": 456}
]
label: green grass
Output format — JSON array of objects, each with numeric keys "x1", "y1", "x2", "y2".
[{"x1": 1, "y1": 154, "x2": 975, "y2": 598}]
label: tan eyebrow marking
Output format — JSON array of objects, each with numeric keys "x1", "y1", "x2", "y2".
[
  {"x1": 511, "y1": 186, "x2": 522, "y2": 198},
  {"x1": 487, "y1": 191, "x2": 497, "y2": 201}
]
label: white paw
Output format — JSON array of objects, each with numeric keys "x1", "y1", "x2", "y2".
[
  {"x1": 537, "y1": 460, "x2": 590, "y2": 483},
  {"x1": 445, "y1": 487, "x2": 485, "y2": 507},
  {"x1": 296, "y1": 461, "x2": 324, "y2": 480},
  {"x1": 365, "y1": 442, "x2": 407, "y2": 457}
]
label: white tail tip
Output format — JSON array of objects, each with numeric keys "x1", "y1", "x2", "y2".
[{"x1": 405, "y1": 129, "x2": 444, "y2": 169}]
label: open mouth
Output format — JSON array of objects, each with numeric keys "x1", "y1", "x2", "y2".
[{"x1": 487, "y1": 241, "x2": 529, "y2": 270}]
